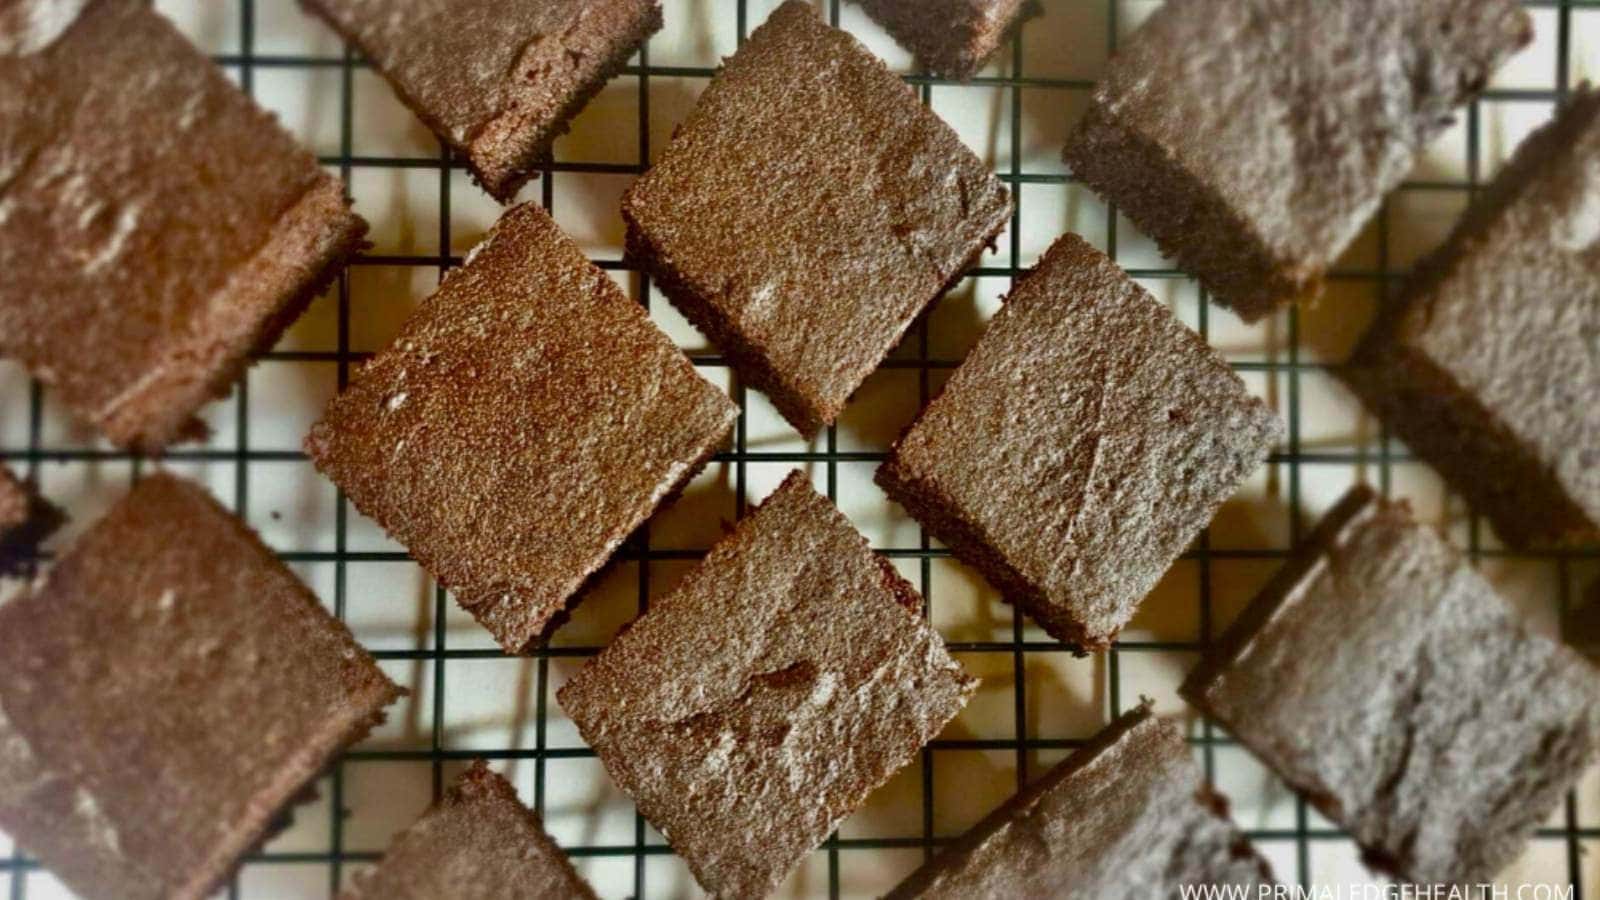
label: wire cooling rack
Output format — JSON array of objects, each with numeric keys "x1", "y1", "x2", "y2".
[{"x1": 2, "y1": 0, "x2": 1599, "y2": 897}]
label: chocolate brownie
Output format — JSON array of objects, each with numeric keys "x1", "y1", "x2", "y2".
[
  {"x1": 0, "y1": 0, "x2": 366, "y2": 451},
  {"x1": 1181, "y1": 486, "x2": 1600, "y2": 885},
  {"x1": 1344, "y1": 88, "x2": 1600, "y2": 549},
  {"x1": 622, "y1": 0, "x2": 1012, "y2": 436},
  {"x1": 300, "y1": 0, "x2": 661, "y2": 202},
  {"x1": 0, "y1": 462, "x2": 61, "y2": 574},
  {"x1": 0, "y1": 474, "x2": 401, "y2": 900},
  {"x1": 307, "y1": 203, "x2": 736, "y2": 653},
  {"x1": 344, "y1": 761, "x2": 596, "y2": 900},
  {"x1": 854, "y1": 0, "x2": 1030, "y2": 79},
  {"x1": 877, "y1": 234, "x2": 1280, "y2": 650},
  {"x1": 557, "y1": 471, "x2": 975, "y2": 898},
  {"x1": 1063, "y1": 0, "x2": 1530, "y2": 322},
  {"x1": 886, "y1": 704, "x2": 1274, "y2": 899}
]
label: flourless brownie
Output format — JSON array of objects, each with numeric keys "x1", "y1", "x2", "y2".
[
  {"x1": 307, "y1": 203, "x2": 737, "y2": 653},
  {"x1": 0, "y1": 474, "x2": 401, "y2": 900},
  {"x1": 877, "y1": 233, "x2": 1281, "y2": 650},
  {"x1": 1344, "y1": 88, "x2": 1600, "y2": 548},
  {"x1": 343, "y1": 761, "x2": 596, "y2": 900},
  {"x1": 854, "y1": 0, "x2": 1030, "y2": 79},
  {"x1": 0, "y1": 0, "x2": 366, "y2": 452},
  {"x1": 886, "y1": 704, "x2": 1274, "y2": 899},
  {"x1": 300, "y1": 0, "x2": 661, "y2": 202},
  {"x1": 1064, "y1": 0, "x2": 1530, "y2": 322},
  {"x1": 0, "y1": 463, "x2": 61, "y2": 574},
  {"x1": 1182, "y1": 486, "x2": 1600, "y2": 884},
  {"x1": 623, "y1": 0, "x2": 1012, "y2": 436},
  {"x1": 557, "y1": 471, "x2": 975, "y2": 898}
]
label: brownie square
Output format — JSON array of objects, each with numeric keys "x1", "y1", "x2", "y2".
[
  {"x1": 1181, "y1": 486, "x2": 1600, "y2": 884},
  {"x1": 854, "y1": 0, "x2": 1030, "y2": 79},
  {"x1": 307, "y1": 203, "x2": 737, "y2": 653},
  {"x1": 557, "y1": 471, "x2": 975, "y2": 897},
  {"x1": 344, "y1": 761, "x2": 595, "y2": 900},
  {"x1": 1063, "y1": 0, "x2": 1530, "y2": 322},
  {"x1": 300, "y1": 0, "x2": 661, "y2": 202},
  {"x1": 0, "y1": 463, "x2": 61, "y2": 574},
  {"x1": 887, "y1": 704, "x2": 1275, "y2": 898},
  {"x1": 0, "y1": 474, "x2": 401, "y2": 900},
  {"x1": 622, "y1": 0, "x2": 1012, "y2": 436},
  {"x1": 877, "y1": 233, "x2": 1280, "y2": 650},
  {"x1": 0, "y1": 0, "x2": 366, "y2": 451},
  {"x1": 1345, "y1": 88, "x2": 1600, "y2": 549}
]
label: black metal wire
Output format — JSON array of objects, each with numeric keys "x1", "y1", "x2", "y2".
[{"x1": 0, "y1": 0, "x2": 1591, "y2": 896}]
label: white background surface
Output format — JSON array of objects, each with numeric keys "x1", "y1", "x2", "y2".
[{"x1": 2, "y1": 0, "x2": 1599, "y2": 896}]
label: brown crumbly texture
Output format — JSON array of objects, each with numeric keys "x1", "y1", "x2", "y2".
[
  {"x1": 887, "y1": 704, "x2": 1274, "y2": 899},
  {"x1": 0, "y1": 463, "x2": 61, "y2": 574},
  {"x1": 0, "y1": 0, "x2": 367, "y2": 452},
  {"x1": 854, "y1": 0, "x2": 1030, "y2": 79},
  {"x1": 1181, "y1": 486, "x2": 1600, "y2": 885},
  {"x1": 878, "y1": 234, "x2": 1281, "y2": 650},
  {"x1": 1344, "y1": 88, "x2": 1600, "y2": 549},
  {"x1": 307, "y1": 203, "x2": 736, "y2": 653},
  {"x1": 1063, "y1": 0, "x2": 1530, "y2": 322},
  {"x1": 300, "y1": 0, "x2": 661, "y2": 202},
  {"x1": 0, "y1": 474, "x2": 402, "y2": 900},
  {"x1": 343, "y1": 761, "x2": 596, "y2": 900},
  {"x1": 622, "y1": 0, "x2": 1012, "y2": 436},
  {"x1": 557, "y1": 471, "x2": 976, "y2": 898}
]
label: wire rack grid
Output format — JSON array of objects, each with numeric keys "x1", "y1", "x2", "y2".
[{"x1": 2, "y1": 0, "x2": 1599, "y2": 897}]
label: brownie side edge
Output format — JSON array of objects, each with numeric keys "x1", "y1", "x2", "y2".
[
  {"x1": 876, "y1": 450, "x2": 1101, "y2": 651},
  {"x1": 1064, "y1": 100, "x2": 1311, "y2": 323},
  {"x1": 95, "y1": 176, "x2": 367, "y2": 453},
  {"x1": 621, "y1": 214, "x2": 828, "y2": 436}
]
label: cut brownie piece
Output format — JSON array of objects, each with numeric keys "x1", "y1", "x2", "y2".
[
  {"x1": 1181, "y1": 486, "x2": 1600, "y2": 884},
  {"x1": 854, "y1": 0, "x2": 1030, "y2": 79},
  {"x1": 557, "y1": 471, "x2": 975, "y2": 898},
  {"x1": 0, "y1": 0, "x2": 366, "y2": 451},
  {"x1": 877, "y1": 234, "x2": 1280, "y2": 650},
  {"x1": 886, "y1": 704, "x2": 1274, "y2": 899},
  {"x1": 0, "y1": 463, "x2": 61, "y2": 574},
  {"x1": 622, "y1": 0, "x2": 1012, "y2": 436},
  {"x1": 300, "y1": 0, "x2": 661, "y2": 202},
  {"x1": 0, "y1": 474, "x2": 401, "y2": 900},
  {"x1": 1344, "y1": 88, "x2": 1600, "y2": 548},
  {"x1": 307, "y1": 203, "x2": 736, "y2": 653},
  {"x1": 343, "y1": 761, "x2": 596, "y2": 900},
  {"x1": 1063, "y1": 0, "x2": 1530, "y2": 321}
]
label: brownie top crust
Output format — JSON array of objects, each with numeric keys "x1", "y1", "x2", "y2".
[
  {"x1": 344, "y1": 761, "x2": 596, "y2": 900},
  {"x1": 0, "y1": 474, "x2": 401, "y2": 900},
  {"x1": 300, "y1": 0, "x2": 661, "y2": 201},
  {"x1": 1384, "y1": 87, "x2": 1600, "y2": 541},
  {"x1": 0, "y1": 0, "x2": 365, "y2": 451},
  {"x1": 307, "y1": 203, "x2": 736, "y2": 653},
  {"x1": 887, "y1": 705, "x2": 1274, "y2": 899},
  {"x1": 854, "y1": 0, "x2": 1029, "y2": 79},
  {"x1": 1083, "y1": 0, "x2": 1528, "y2": 301},
  {"x1": 557, "y1": 471, "x2": 975, "y2": 898},
  {"x1": 1182, "y1": 486, "x2": 1600, "y2": 884},
  {"x1": 623, "y1": 0, "x2": 1012, "y2": 435},
  {"x1": 882, "y1": 233, "x2": 1280, "y2": 649}
]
